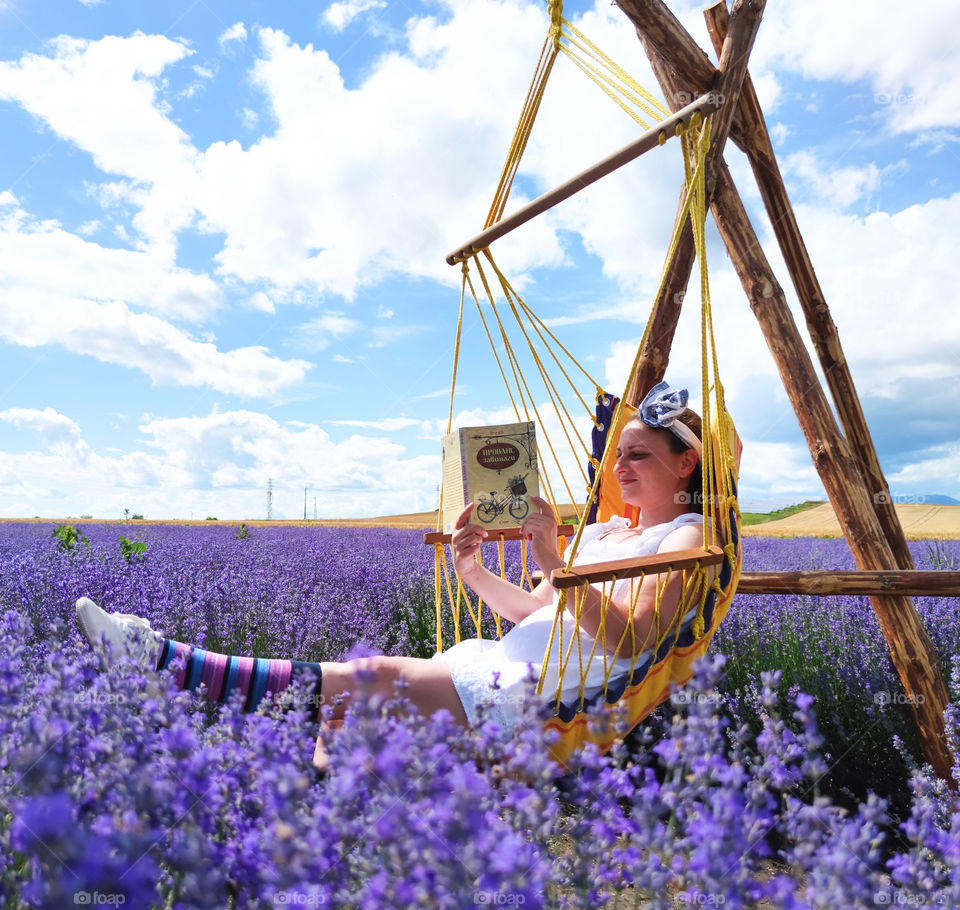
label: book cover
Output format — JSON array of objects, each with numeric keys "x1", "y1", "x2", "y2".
[{"x1": 441, "y1": 421, "x2": 539, "y2": 533}]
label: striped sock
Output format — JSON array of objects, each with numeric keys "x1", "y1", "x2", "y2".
[{"x1": 156, "y1": 640, "x2": 323, "y2": 715}]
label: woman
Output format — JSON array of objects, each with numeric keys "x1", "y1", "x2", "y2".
[{"x1": 77, "y1": 382, "x2": 706, "y2": 754}]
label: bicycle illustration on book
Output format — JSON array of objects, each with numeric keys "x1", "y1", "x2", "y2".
[{"x1": 475, "y1": 474, "x2": 530, "y2": 523}]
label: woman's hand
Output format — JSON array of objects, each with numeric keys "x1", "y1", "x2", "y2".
[
  {"x1": 450, "y1": 503, "x2": 486, "y2": 581},
  {"x1": 521, "y1": 496, "x2": 564, "y2": 578}
]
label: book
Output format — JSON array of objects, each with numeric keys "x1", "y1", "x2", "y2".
[{"x1": 441, "y1": 421, "x2": 539, "y2": 533}]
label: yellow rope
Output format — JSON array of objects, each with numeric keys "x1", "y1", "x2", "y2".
[
  {"x1": 434, "y1": 2, "x2": 738, "y2": 715},
  {"x1": 559, "y1": 18, "x2": 670, "y2": 121}
]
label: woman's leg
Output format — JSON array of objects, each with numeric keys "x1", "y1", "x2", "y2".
[
  {"x1": 78, "y1": 598, "x2": 323, "y2": 713},
  {"x1": 319, "y1": 655, "x2": 468, "y2": 724},
  {"x1": 313, "y1": 656, "x2": 468, "y2": 771},
  {"x1": 156, "y1": 638, "x2": 323, "y2": 713},
  {"x1": 77, "y1": 598, "x2": 467, "y2": 724}
]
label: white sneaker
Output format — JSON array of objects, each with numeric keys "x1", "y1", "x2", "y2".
[{"x1": 75, "y1": 597, "x2": 163, "y2": 667}]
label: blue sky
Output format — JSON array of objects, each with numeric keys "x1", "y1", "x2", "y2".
[{"x1": 1, "y1": 0, "x2": 958, "y2": 520}]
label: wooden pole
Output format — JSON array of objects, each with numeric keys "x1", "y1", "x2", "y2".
[
  {"x1": 620, "y1": 0, "x2": 766, "y2": 407},
  {"x1": 709, "y1": 159, "x2": 952, "y2": 781},
  {"x1": 615, "y1": 0, "x2": 952, "y2": 781},
  {"x1": 738, "y1": 570, "x2": 960, "y2": 597},
  {"x1": 702, "y1": 1, "x2": 915, "y2": 571},
  {"x1": 445, "y1": 92, "x2": 722, "y2": 266},
  {"x1": 617, "y1": 0, "x2": 915, "y2": 570}
]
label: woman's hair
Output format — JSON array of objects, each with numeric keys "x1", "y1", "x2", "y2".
[{"x1": 627, "y1": 408, "x2": 704, "y2": 514}]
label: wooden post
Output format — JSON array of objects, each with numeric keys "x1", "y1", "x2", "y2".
[
  {"x1": 622, "y1": 0, "x2": 767, "y2": 407},
  {"x1": 702, "y1": 1, "x2": 914, "y2": 571},
  {"x1": 738, "y1": 570, "x2": 960, "y2": 597},
  {"x1": 618, "y1": 0, "x2": 914, "y2": 570},
  {"x1": 709, "y1": 158, "x2": 953, "y2": 782},
  {"x1": 615, "y1": 0, "x2": 953, "y2": 781}
]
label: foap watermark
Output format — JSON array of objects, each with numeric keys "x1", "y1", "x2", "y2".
[
  {"x1": 873, "y1": 492, "x2": 926, "y2": 505},
  {"x1": 674, "y1": 90, "x2": 725, "y2": 108},
  {"x1": 273, "y1": 689, "x2": 325, "y2": 711},
  {"x1": 674, "y1": 491, "x2": 726, "y2": 508},
  {"x1": 73, "y1": 691, "x2": 128, "y2": 707},
  {"x1": 873, "y1": 691, "x2": 925, "y2": 707},
  {"x1": 672, "y1": 689, "x2": 724, "y2": 708},
  {"x1": 73, "y1": 892, "x2": 126, "y2": 906},
  {"x1": 677, "y1": 892, "x2": 726, "y2": 906},
  {"x1": 874, "y1": 889, "x2": 949, "y2": 906},
  {"x1": 271, "y1": 889, "x2": 326, "y2": 906},
  {"x1": 474, "y1": 890, "x2": 526, "y2": 906},
  {"x1": 874, "y1": 91, "x2": 924, "y2": 107}
]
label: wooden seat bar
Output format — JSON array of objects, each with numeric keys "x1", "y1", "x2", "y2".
[
  {"x1": 423, "y1": 524, "x2": 576, "y2": 545},
  {"x1": 445, "y1": 90, "x2": 723, "y2": 265},
  {"x1": 738, "y1": 570, "x2": 960, "y2": 597},
  {"x1": 549, "y1": 545, "x2": 725, "y2": 589}
]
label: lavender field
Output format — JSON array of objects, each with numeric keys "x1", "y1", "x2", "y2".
[{"x1": 1, "y1": 521, "x2": 959, "y2": 908}]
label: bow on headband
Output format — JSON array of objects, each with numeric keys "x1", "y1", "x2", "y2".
[{"x1": 637, "y1": 381, "x2": 703, "y2": 458}]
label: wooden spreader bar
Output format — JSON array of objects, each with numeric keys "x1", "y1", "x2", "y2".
[
  {"x1": 445, "y1": 90, "x2": 723, "y2": 266},
  {"x1": 738, "y1": 570, "x2": 960, "y2": 597},
  {"x1": 550, "y1": 544, "x2": 724, "y2": 589},
  {"x1": 423, "y1": 524, "x2": 576, "y2": 545}
]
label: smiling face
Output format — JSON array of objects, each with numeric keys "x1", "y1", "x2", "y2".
[{"x1": 614, "y1": 422, "x2": 699, "y2": 516}]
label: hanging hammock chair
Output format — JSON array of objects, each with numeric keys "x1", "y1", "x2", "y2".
[{"x1": 425, "y1": 2, "x2": 742, "y2": 766}]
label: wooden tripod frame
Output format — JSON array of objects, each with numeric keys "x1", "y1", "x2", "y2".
[
  {"x1": 445, "y1": 0, "x2": 954, "y2": 781},
  {"x1": 615, "y1": 0, "x2": 952, "y2": 783}
]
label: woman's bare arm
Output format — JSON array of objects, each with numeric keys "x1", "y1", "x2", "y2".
[
  {"x1": 563, "y1": 522, "x2": 710, "y2": 658},
  {"x1": 450, "y1": 501, "x2": 555, "y2": 624}
]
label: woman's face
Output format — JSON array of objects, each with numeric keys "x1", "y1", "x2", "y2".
[{"x1": 614, "y1": 423, "x2": 697, "y2": 508}]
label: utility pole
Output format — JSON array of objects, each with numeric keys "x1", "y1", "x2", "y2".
[{"x1": 303, "y1": 487, "x2": 307, "y2": 521}]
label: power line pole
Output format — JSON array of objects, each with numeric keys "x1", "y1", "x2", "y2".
[{"x1": 303, "y1": 486, "x2": 307, "y2": 521}]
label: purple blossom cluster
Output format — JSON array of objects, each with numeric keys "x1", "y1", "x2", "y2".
[
  {"x1": 719, "y1": 536, "x2": 960, "y2": 805},
  {"x1": 0, "y1": 522, "x2": 958, "y2": 907}
]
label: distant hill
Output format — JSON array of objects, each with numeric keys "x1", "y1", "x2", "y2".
[{"x1": 919, "y1": 494, "x2": 960, "y2": 505}]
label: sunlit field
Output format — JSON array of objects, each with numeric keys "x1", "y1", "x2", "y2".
[{"x1": 2, "y1": 522, "x2": 958, "y2": 908}]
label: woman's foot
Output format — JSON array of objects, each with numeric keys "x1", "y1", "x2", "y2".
[{"x1": 75, "y1": 597, "x2": 162, "y2": 667}]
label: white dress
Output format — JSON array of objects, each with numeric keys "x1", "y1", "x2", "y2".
[{"x1": 432, "y1": 512, "x2": 704, "y2": 733}]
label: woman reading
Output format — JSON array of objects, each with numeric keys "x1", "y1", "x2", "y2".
[{"x1": 76, "y1": 382, "x2": 708, "y2": 755}]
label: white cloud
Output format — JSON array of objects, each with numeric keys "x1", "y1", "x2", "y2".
[
  {"x1": 769, "y1": 122, "x2": 790, "y2": 145},
  {"x1": 299, "y1": 311, "x2": 361, "y2": 349},
  {"x1": 886, "y1": 443, "x2": 960, "y2": 491},
  {"x1": 322, "y1": 0, "x2": 387, "y2": 33},
  {"x1": 783, "y1": 151, "x2": 893, "y2": 209},
  {"x1": 190, "y1": 6, "x2": 566, "y2": 298},
  {"x1": 0, "y1": 407, "x2": 444, "y2": 519},
  {"x1": 750, "y1": 0, "x2": 960, "y2": 133},
  {"x1": 326, "y1": 417, "x2": 426, "y2": 431},
  {"x1": 0, "y1": 33, "x2": 198, "y2": 255},
  {"x1": 0, "y1": 199, "x2": 222, "y2": 322},
  {"x1": 0, "y1": 33, "x2": 191, "y2": 180},
  {"x1": 246, "y1": 291, "x2": 275, "y2": 313},
  {"x1": 793, "y1": 192, "x2": 960, "y2": 403},
  {"x1": 219, "y1": 22, "x2": 248, "y2": 48},
  {"x1": 0, "y1": 3, "x2": 697, "y2": 306},
  {"x1": 0, "y1": 290, "x2": 310, "y2": 396},
  {"x1": 0, "y1": 407, "x2": 89, "y2": 458},
  {"x1": 735, "y1": 440, "x2": 823, "y2": 501}
]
